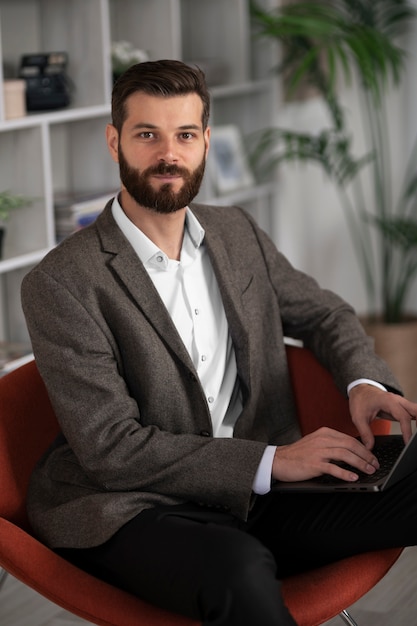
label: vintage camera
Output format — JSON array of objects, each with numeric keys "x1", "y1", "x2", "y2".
[{"x1": 19, "y1": 52, "x2": 71, "y2": 111}]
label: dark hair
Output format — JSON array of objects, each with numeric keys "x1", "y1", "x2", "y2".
[{"x1": 111, "y1": 59, "x2": 211, "y2": 133}]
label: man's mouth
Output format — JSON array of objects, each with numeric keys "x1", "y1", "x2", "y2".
[
  {"x1": 152, "y1": 173, "x2": 182, "y2": 185},
  {"x1": 154, "y1": 172, "x2": 181, "y2": 178},
  {"x1": 148, "y1": 164, "x2": 188, "y2": 178}
]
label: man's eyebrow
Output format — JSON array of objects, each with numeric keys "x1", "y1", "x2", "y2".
[
  {"x1": 130, "y1": 123, "x2": 158, "y2": 130},
  {"x1": 178, "y1": 124, "x2": 202, "y2": 131},
  {"x1": 130, "y1": 123, "x2": 202, "y2": 131}
]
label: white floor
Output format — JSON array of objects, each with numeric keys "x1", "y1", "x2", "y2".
[{"x1": 0, "y1": 572, "x2": 89, "y2": 626}]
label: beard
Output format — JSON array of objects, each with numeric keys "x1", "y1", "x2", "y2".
[{"x1": 118, "y1": 145, "x2": 206, "y2": 214}]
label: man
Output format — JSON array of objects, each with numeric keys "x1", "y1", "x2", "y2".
[{"x1": 22, "y1": 60, "x2": 417, "y2": 626}]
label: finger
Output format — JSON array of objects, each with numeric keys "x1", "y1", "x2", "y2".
[
  {"x1": 323, "y1": 456, "x2": 376, "y2": 482},
  {"x1": 325, "y1": 463, "x2": 359, "y2": 482},
  {"x1": 323, "y1": 450, "x2": 378, "y2": 482},
  {"x1": 355, "y1": 422, "x2": 375, "y2": 450},
  {"x1": 336, "y1": 444, "x2": 379, "y2": 471},
  {"x1": 379, "y1": 398, "x2": 416, "y2": 443},
  {"x1": 398, "y1": 418, "x2": 413, "y2": 444},
  {"x1": 314, "y1": 428, "x2": 379, "y2": 468}
]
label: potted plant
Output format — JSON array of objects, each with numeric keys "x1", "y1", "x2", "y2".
[
  {"x1": 111, "y1": 41, "x2": 149, "y2": 83},
  {"x1": 250, "y1": 0, "x2": 417, "y2": 397},
  {"x1": 0, "y1": 191, "x2": 31, "y2": 259}
]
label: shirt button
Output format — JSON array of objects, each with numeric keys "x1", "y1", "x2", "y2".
[
  {"x1": 207, "y1": 396, "x2": 214, "y2": 404},
  {"x1": 156, "y1": 255, "x2": 163, "y2": 263},
  {"x1": 194, "y1": 308, "x2": 199, "y2": 315},
  {"x1": 201, "y1": 355, "x2": 207, "y2": 362}
]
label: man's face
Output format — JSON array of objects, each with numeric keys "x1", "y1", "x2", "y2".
[{"x1": 107, "y1": 92, "x2": 210, "y2": 214}]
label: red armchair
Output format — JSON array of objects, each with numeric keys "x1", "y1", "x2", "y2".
[{"x1": 0, "y1": 345, "x2": 402, "y2": 626}]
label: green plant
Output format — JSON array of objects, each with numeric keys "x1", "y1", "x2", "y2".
[
  {"x1": 111, "y1": 41, "x2": 149, "y2": 79},
  {"x1": 0, "y1": 191, "x2": 31, "y2": 222},
  {"x1": 250, "y1": 0, "x2": 417, "y2": 323}
]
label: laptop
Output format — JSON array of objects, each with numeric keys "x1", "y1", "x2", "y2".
[{"x1": 273, "y1": 430, "x2": 417, "y2": 493}]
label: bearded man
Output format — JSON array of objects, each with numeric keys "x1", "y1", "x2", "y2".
[{"x1": 22, "y1": 60, "x2": 417, "y2": 626}]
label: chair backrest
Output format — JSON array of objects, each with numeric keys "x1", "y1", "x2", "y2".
[
  {"x1": 0, "y1": 360, "x2": 59, "y2": 530},
  {"x1": 0, "y1": 346, "x2": 389, "y2": 533},
  {"x1": 285, "y1": 344, "x2": 391, "y2": 437}
]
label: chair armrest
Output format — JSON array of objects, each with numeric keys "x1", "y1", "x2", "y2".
[{"x1": 285, "y1": 344, "x2": 391, "y2": 436}]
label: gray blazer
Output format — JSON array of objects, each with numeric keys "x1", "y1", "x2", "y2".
[{"x1": 22, "y1": 202, "x2": 399, "y2": 549}]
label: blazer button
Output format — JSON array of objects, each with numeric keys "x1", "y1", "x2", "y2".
[{"x1": 200, "y1": 430, "x2": 211, "y2": 437}]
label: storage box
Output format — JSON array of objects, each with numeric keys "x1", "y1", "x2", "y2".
[{"x1": 3, "y1": 80, "x2": 26, "y2": 119}]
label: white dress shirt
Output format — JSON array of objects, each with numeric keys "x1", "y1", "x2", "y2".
[{"x1": 112, "y1": 197, "x2": 243, "y2": 438}]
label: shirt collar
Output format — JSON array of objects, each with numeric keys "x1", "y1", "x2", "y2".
[{"x1": 111, "y1": 195, "x2": 205, "y2": 267}]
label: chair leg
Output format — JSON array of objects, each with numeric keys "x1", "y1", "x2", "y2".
[{"x1": 339, "y1": 609, "x2": 359, "y2": 626}]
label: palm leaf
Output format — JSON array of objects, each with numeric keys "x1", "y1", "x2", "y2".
[
  {"x1": 251, "y1": 0, "x2": 412, "y2": 103},
  {"x1": 371, "y1": 216, "x2": 417, "y2": 252},
  {"x1": 250, "y1": 0, "x2": 417, "y2": 322}
]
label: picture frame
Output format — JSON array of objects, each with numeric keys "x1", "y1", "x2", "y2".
[{"x1": 209, "y1": 125, "x2": 254, "y2": 194}]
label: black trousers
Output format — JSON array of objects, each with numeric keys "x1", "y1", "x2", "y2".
[{"x1": 58, "y1": 471, "x2": 417, "y2": 626}]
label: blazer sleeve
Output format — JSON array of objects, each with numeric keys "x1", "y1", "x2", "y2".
[{"x1": 244, "y1": 212, "x2": 402, "y2": 395}]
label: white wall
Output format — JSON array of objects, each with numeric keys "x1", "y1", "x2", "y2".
[
  {"x1": 272, "y1": 96, "x2": 368, "y2": 313},
  {"x1": 268, "y1": 15, "x2": 417, "y2": 317}
]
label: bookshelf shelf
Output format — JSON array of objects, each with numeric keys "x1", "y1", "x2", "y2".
[
  {"x1": 0, "y1": 0, "x2": 278, "y2": 346},
  {"x1": 0, "y1": 248, "x2": 52, "y2": 274}
]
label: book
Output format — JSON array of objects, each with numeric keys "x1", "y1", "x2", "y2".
[{"x1": 54, "y1": 190, "x2": 117, "y2": 241}]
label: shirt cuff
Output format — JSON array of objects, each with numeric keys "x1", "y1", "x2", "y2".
[
  {"x1": 347, "y1": 378, "x2": 387, "y2": 396},
  {"x1": 252, "y1": 445, "x2": 277, "y2": 495}
]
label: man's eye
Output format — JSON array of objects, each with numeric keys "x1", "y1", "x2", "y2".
[
  {"x1": 181, "y1": 132, "x2": 194, "y2": 140},
  {"x1": 140, "y1": 132, "x2": 154, "y2": 139}
]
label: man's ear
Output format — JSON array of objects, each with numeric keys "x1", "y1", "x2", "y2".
[
  {"x1": 106, "y1": 124, "x2": 119, "y2": 163},
  {"x1": 204, "y1": 126, "x2": 210, "y2": 158}
]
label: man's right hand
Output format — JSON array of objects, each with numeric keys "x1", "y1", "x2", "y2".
[{"x1": 272, "y1": 427, "x2": 380, "y2": 483}]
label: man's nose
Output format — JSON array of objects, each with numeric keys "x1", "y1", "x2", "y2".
[{"x1": 157, "y1": 137, "x2": 178, "y2": 163}]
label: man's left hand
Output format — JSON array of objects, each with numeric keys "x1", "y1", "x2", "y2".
[{"x1": 349, "y1": 384, "x2": 417, "y2": 449}]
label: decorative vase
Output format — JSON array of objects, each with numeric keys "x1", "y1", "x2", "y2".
[{"x1": 361, "y1": 317, "x2": 417, "y2": 402}]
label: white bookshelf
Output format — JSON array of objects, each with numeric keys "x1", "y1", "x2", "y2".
[{"x1": 0, "y1": 0, "x2": 278, "y2": 343}]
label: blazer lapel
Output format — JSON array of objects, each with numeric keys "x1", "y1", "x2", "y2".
[
  {"x1": 96, "y1": 203, "x2": 251, "y2": 391},
  {"x1": 202, "y1": 226, "x2": 251, "y2": 397},
  {"x1": 96, "y1": 205, "x2": 197, "y2": 372}
]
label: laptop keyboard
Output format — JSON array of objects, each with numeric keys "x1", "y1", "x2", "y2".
[{"x1": 318, "y1": 436, "x2": 405, "y2": 484}]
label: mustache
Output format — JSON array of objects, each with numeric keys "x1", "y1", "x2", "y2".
[{"x1": 144, "y1": 163, "x2": 190, "y2": 178}]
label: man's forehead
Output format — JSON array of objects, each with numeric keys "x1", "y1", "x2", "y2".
[{"x1": 123, "y1": 92, "x2": 205, "y2": 130}]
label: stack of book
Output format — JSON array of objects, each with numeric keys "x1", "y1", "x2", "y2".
[{"x1": 54, "y1": 191, "x2": 117, "y2": 241}]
